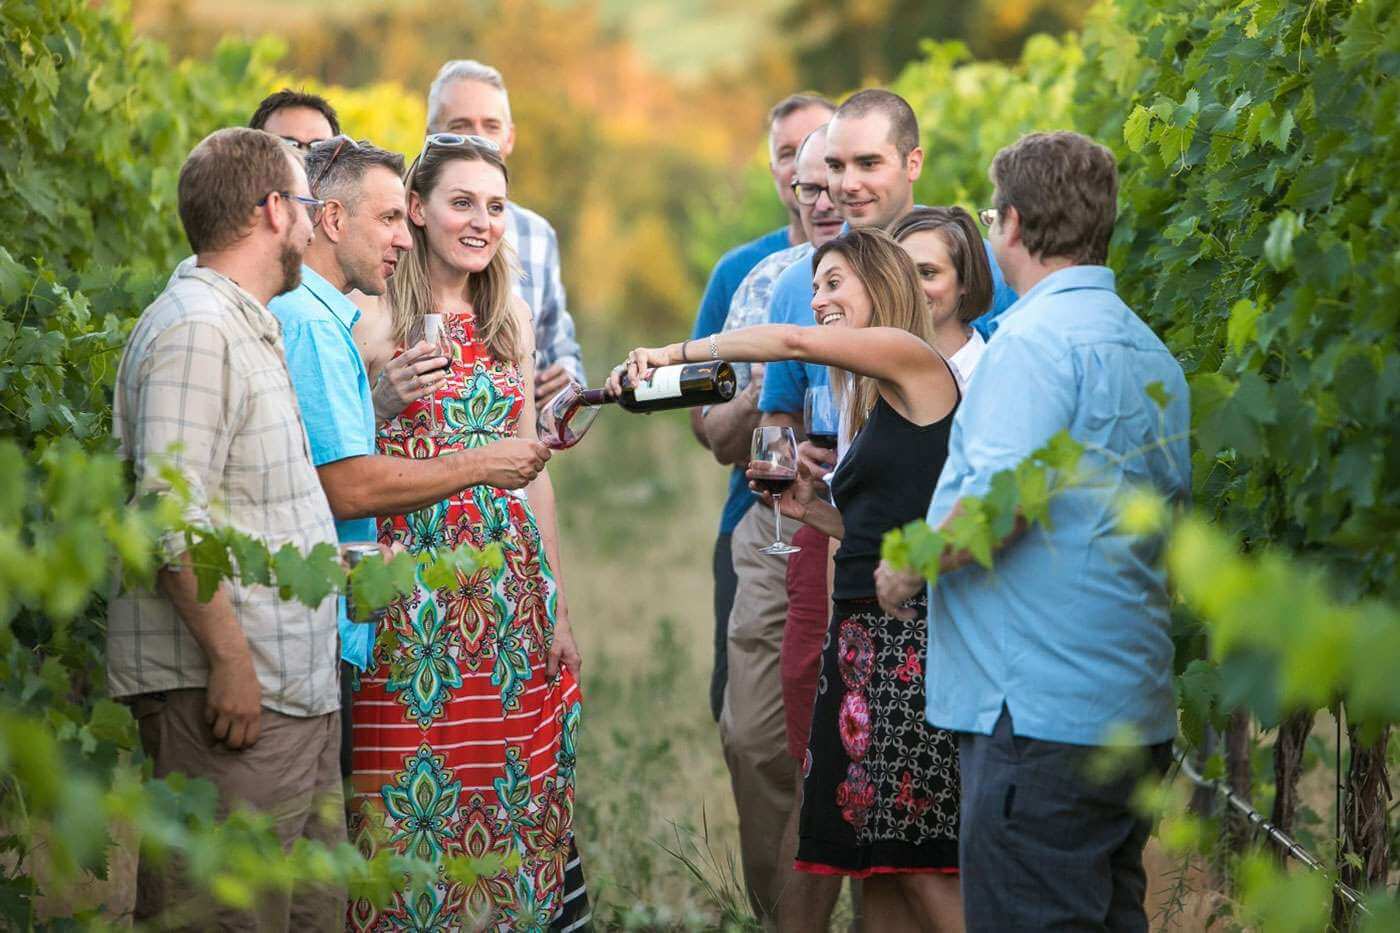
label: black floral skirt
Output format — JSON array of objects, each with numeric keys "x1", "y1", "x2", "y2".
[{"x1": 795, "y1": 596, "x2": 960, "y2": 876}]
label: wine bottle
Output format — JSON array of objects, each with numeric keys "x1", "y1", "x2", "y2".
[
  {"x1": 582, "y1": 361, "x2": 738, "y2": 414},
  {"x1": 537, "y1": 362, "x2": 738, "y2": 451}
]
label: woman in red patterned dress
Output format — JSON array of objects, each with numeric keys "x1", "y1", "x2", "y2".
[{"x1": 348, "y1": 136, "x2": 586, "y2": 931}]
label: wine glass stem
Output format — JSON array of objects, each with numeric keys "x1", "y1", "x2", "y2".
[{"x1": 772, "y1": 495, "x2": 784, "y2": 546}]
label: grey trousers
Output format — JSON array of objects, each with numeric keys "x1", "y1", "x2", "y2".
[{"x1": 958, "y1": 706, "x2": 1172, "y2": 932}]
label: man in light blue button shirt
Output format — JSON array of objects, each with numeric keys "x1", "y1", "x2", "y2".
[
  {"x1": 271, "y1": 138, "x2": 552, "y2": 777},
  {"x1": 877, "y1": 132, "x2": 1190, "y2": 931}
]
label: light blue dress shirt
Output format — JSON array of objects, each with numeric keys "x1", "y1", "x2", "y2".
[
  {"x1": 924, "y1": 265, "x2": 1191, "y2": 746},
  {"x1": 759, "y1": 238, "x2": 1016, "y2": 415},
  {"x1": 268, "y1": 265, "x2": 378, "y2": 671}
]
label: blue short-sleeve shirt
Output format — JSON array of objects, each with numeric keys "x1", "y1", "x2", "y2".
[
  {"x1": 269, "y1": 265, "x2": 378, "y2": 671},
  {"x1": 691, "y1": 226, "x2": 794, "y2": 534},
  {"x1": 759, "y1": 236, "x2": 1016, "y2": 415},
  {"x1": 924, "y1": 266, "x2": 1191, "y2": 746}
]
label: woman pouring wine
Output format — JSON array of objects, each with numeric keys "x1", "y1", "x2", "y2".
[{"x1": 612, "y1": 225, "x2": 989, "y2": 931}]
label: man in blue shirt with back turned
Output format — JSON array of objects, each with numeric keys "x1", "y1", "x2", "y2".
[
  {"x1": 876, "y1": 131, "x2": 1191, "y2": 931},
  {"x1": 690, "y1": 94, "x2": 835, "y2": 725},
  {"x1": 271, "y1": 137, "x2": 550, "y2": 778}
]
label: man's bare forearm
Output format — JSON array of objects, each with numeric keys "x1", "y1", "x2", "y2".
[
  {"x1": 703, "y1": 389, "x2": 765, "y2": 466},
  {"x1": 688, "y1": 408, "x2": 711, "y2": 450},
  {"x1": 318, "y1": 450, "x2": 492, "y2": 519},
  {"x1": 157, "y1": 558, "x2": 248, "y2": 665}
]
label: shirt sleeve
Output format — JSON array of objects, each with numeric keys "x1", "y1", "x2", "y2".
[
  {"x1": 280, "y1": 318, "x2": 376, "y2": 467},
  {"x1": 534, "y1": 222, "x2": 586, "y2": 383},
  {"x1": 758, "y1": 265, "x2": 811, "y2": 415},
  {"x1": 690, "y1": 254, "x2": 737, "y2": 341},
  {"x1": 131, "y1": 320, "x2": 239, "y2": 560},
  {"x1": 932, "y1": 330, "x2": 1077, "y2": 520}
]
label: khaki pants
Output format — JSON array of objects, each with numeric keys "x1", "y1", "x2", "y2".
[
  {"x1": 719, "y1": 505, "x2": 798, "y2": 920},
  {"x1": 132, "y1": 689, "x2": 347, "y2": 931}
]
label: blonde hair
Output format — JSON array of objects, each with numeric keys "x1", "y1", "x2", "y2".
[
  {"x1": 812, "y1": 227, "x2": 936, "y2": 437},
  {"x1": 389, "y1": 140, "x2": 522, "y2": 364}
]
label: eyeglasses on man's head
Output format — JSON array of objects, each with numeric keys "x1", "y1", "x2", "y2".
[{"x1": 307, "y1": 135, "x2": 370, "y2": 194}]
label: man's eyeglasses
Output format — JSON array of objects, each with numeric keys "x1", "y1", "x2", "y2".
[
  {"x1": 308, "y1": 135, "x2": 367, "y2": 194},
  {"x1": 978, "y1": 208, "x2": 998, "y2": 228},
  {"x1": 257, "y1": 191, "x2": 326, "y2": 225},
  {"x1": 278, "y1": 136, "x2": 326, "y2": 154},
  {"x1": 791, "y1": 180, "x2": 828, "y2": 207},
  {"x1": 425, "y1": 132, "x2": 501, "y2": 154}
]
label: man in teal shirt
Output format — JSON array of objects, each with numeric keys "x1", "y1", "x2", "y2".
[
  {"x1": 271, "y1": 137, "x2": 551, "y2": 775},
  {"x1": 877, "y1": 132, "x2": 1190, "y2": 930}
]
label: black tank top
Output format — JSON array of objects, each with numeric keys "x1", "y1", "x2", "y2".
[{"x1": 830, "y1": 388, "x2": 957, "y2": 601}]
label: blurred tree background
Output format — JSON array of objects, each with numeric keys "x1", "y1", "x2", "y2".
[{"x1": 127, "y1": 0, "x2": 1085, "y2": 344}]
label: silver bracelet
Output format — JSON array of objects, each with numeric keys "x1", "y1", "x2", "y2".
[{"x1": 708, "y1": 334, "x2": 719, "y2": 360}]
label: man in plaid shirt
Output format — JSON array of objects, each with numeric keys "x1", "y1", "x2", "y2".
[
  {"x1": 425, "y1": 59, "x2": 586, "y2": 406},
  {"x1": 111, "y1": 127, "x2": 346, "y2": 929}
]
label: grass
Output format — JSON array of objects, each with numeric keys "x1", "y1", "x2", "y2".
[{"x1": 549, "y1": 396, "x2": 758, "y2": 928}]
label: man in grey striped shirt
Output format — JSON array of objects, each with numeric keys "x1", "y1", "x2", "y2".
[{"x1": 110, "y1": 127, "x2": 345, "y2": 931}]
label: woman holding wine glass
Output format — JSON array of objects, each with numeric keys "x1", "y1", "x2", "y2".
[
  {"x1": 348, "y1": 135, "x2": 586, "y2": 930},
  {"x1": 614, "y1": 225, "x2": 987, "y2": 931}
]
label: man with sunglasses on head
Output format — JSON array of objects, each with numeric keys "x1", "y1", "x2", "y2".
[
  {"x1": 268, "y1": 137, "x2": 553, "y2": 779},
  {"x1": 250, "y1": 88, "x2": 340, "y2": 154},
  {"x1": 110, "y1": 127, "x2": 347, "y2": 929},
  {"x1": 425, "y1": 59, "x2": 586, "y2": 408}
]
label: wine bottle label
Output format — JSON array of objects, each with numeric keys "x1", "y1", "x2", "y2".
[{"x1": 632, "y1": 365, "x2": 684, "y2": 403}]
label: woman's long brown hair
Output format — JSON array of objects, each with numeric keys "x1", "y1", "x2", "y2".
[
  {"x1": 388, "y1": 140, "x2": 522, "y2": 364},
  {"x1": 811, "y1": 227, "x2": 936, "y2": 437}
]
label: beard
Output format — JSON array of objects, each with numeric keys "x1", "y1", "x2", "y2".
[{"x1": 275, "y1": 233, "x2": 304, "y2": 297}]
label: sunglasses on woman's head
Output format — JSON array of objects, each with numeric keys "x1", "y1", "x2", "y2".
[{"x1": 425, "y1": 132, "x2": 501, "y2": 154}]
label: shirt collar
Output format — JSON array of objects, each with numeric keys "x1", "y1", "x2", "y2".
[
  {"x1": 177, "y1": 260, "x2": 282, "y2": 342},
  {"x1": 298, "y1": 264, "x2": 361, "y2": 330},
  {"x1": 996, "y1": 265, "x2": 1116, "y2": 323}
]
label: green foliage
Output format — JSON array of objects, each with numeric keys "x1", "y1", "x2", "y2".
[
  {"x1": 894, "y1": 34, "x2": 1084, "y2": 212},
  {"x1": 0, "y1": 1, "x2": 504, "y2": 924}
]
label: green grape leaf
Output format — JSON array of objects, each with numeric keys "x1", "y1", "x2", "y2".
[
  {"x1": 273, "y1": 541, "x2": 344, "y2": 607},
  {"x1": 1123, "y1": 104, "x2": 1153, "y2": 152},
  {"x1": 188, "y1": 531, "x2": 233, "y2": 603},
  {"x1": 1226, "y1": 299, "x2": 1261, "y2": 354}
]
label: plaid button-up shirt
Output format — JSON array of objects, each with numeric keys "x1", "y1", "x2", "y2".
[
  {"x1": 108, "y1": 263, "x2": 341, "y2": 717},
  {"x1": 506, "y1": 201, "x2": 585, "y2": 382}
]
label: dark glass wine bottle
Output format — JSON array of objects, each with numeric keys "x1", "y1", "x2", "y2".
[{"x1": 580, "y1": 361, "x2": 737, "y2": 414}]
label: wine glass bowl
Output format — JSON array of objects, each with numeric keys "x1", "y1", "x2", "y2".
[
  {"x1": 751, "y1": 425, "x2": 801, "y2": 556},
  {"x1": 538, "y1": 380, "x2": 602, "y2": 450}
]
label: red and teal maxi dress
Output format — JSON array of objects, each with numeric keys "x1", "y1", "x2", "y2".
[{"x1": 348, "y1": 312, "x2": 586, "y2": 931}]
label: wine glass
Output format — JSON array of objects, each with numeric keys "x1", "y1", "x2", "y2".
[
  {"x1": 422, "y1": 313, "x2": 453, "y2": 374},
  {"x1": 538, "y1": 380, "x2": 602, "y2": 450},
  {"x1": 750, "y1": 426, "x2": 801, "y2": 556}
]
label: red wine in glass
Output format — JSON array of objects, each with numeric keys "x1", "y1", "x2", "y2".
[
  {"x1": 750, "y1": 426, "x2": 801, "y2": 556},
  {"x1": 751, "y1": 466, "x2": 797, "y2": 495},
  {"x1": 807, "y1": 433, "x2": 838, "y2": 450}
]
